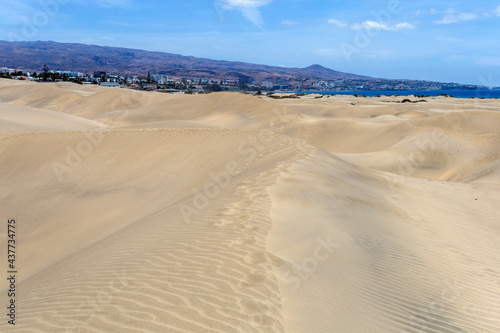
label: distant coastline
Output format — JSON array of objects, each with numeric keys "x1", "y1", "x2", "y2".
[
  {"x1": 0, "y1": 41, "x2": 490, "y2": 92},
  {"x1": 297, "y1": 90, "x2": 500, "y2": 99}
]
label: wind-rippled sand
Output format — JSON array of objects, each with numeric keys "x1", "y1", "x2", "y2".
[{"x1": 0, "y1": 79, "x2": 499, "y2": 332}]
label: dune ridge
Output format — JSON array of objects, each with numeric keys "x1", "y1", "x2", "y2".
[{"x1": 1, "y1": 79, "x2": 499, "y2": 332}]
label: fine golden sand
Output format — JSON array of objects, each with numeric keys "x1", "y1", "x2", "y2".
[{"x1": 1, "y1": 79, "x2": 499, "y2": 332}]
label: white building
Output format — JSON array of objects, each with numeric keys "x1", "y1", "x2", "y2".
[
  {"x1": 151, "y1": 74, "x2": 168, "y2": 84},
  {"x1": 1, "y1": 67, "x2": 16, "y2": 74},
  {"x1": 261, "y1": 81, "x2": 274, "y2": 89},
  {"x1": 99, "y1": 82, "x2": 120, "y2": 87},
  {"x1": 127, "y1": 76, "x2": 139, "y2": 84},
  {"x1": 56, "y1": 71, "x2": 84, "y2": 77}
]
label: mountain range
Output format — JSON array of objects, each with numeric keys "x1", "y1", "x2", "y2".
[{"x1": 0, "y1": 40, "x2": 372, "y2": 83}]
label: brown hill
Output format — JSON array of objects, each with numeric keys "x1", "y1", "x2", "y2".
[{"x1": 0, "y1": 40, "x2": 372, "y2": 82}]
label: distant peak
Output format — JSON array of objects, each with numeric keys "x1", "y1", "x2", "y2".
[{"x1": 305, "y1": 64, "x2": 327, "y2": 69}]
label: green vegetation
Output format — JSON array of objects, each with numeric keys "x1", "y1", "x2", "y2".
[
  {"x1": 205, "y1": 83, "x2": 223, "y2": 92},
  {"x1": 401, "y1": 99, "x2": 427, "y2": 103},
  {"x1": 267, "y1": 93, "x2": 300, "y2": 99}
]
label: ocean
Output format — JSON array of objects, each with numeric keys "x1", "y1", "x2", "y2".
[{"x1": 300, "y1": 90, "x2": 500, "y2": 99}]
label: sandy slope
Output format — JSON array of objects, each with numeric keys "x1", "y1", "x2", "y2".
[{"x1": 0, "y1": 79, "x2": 499, "y2": 332}]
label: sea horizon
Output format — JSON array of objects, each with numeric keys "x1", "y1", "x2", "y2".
[{"x1": 296, "y1": 90, "x2": 500, "y2": 99}]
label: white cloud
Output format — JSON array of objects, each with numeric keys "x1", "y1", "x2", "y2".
[
  {"x1": 494, "y1": 6, "x2": 500, "y2": 16},
  {"x1": 241, "y1": 7, "x2": 265, "y2": 28},
  {"x1": 434, "y1": 9, "x2": 478, "y2": 24},
  {"x1": 430, "y1": 8, "x2": 457, "y2": 15},
  {"x1": 282, "y1": 20, "x2": 300, "y2": 26},
  {"x1": 216, "y1": 0, "x2": 273, "y2": 28},
  {"x1": 328, "y1": 18, "x2": 415, "y2": 31},
  {"x1": 350, "y1": 21, "x2": 416, "y2": 31},
  {"x1": 433, "y1": 6, "x2": 500, "y2": 20},
  {"x1": 328, "y1": 19, "x2": 348, "y2": 28}
]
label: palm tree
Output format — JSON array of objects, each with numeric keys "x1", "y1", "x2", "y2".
[{"x1": 42, "y1": 64, "x2": 50, "y2": 82}]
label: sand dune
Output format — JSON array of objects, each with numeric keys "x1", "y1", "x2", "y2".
[{"x1": 0, "y1": 79, "x2": 499, "y2": 332}]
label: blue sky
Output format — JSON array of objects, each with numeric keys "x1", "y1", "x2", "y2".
[{"x1": 1, "y1": 0, "x2": 500, "y2": 85}]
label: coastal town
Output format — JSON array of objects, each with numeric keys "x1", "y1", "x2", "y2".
[{"x1": 0, "y1": 65, "x2": 482, "y2": 93}]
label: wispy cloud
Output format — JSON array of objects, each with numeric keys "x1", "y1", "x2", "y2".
[
  {"x1": 435, "y1": 12, "x2": 478, "y2": 24},
  {"x1": 281, "y1": 20, "x2": 300, "y2": 26},
  {"x1": 494, "y1": 6, "x2": 500, "y2": 17},
  {"x1": 217, "y1": 0, "x2": 273, "y2": 28},
  {"x1": 432, "y1": 8, "x2": 478, "y2": 24},
  {"x1": 327, "y1": 19, "x2": 348, "y2": 28},
  {"x1": 328, "y1": 18, "x2": 415, "y2": 31},
  {"x1": 351, "y1": 21, "x2": 416, "y2": 31}
]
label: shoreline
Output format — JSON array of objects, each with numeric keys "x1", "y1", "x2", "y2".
[{"x1": 275, "y1": 90, "x2": 500, "y2": 99}]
